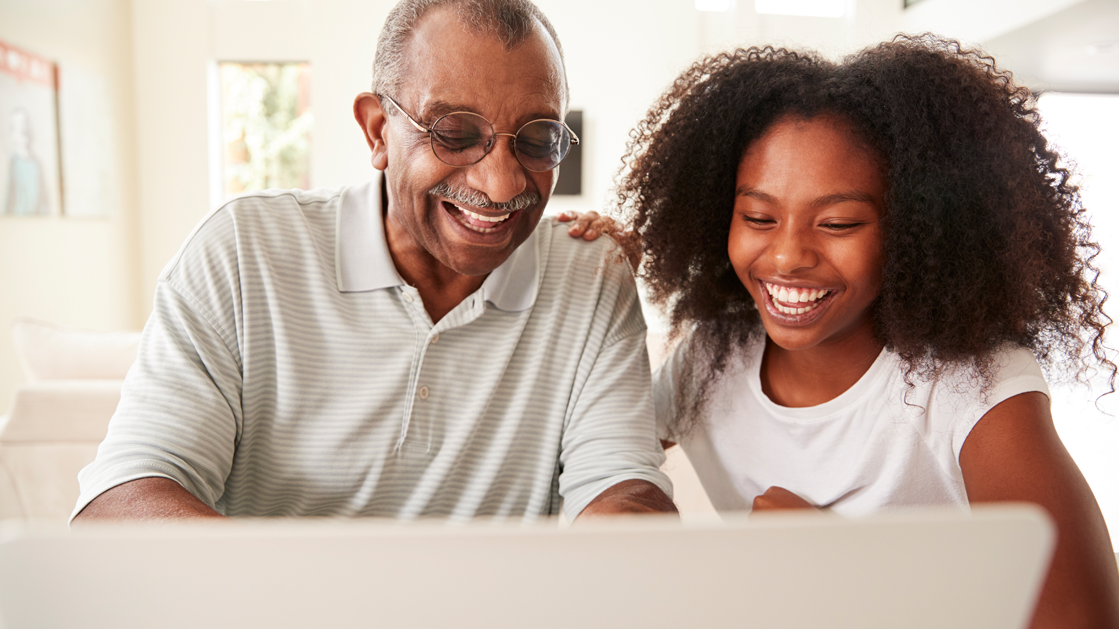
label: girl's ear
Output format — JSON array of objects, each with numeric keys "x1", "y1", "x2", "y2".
[{"x1": 353, "y1": 93, "x2": 389, "y2": 171}]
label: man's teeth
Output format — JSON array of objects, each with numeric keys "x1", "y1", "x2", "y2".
[
  {"x1": 460, "y1": 206, "x2": 511, "y2": 223},
  {"x1": 764, "y1": 282, "x2": 831, "y2": 315}
]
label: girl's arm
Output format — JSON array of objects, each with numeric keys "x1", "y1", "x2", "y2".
[{"x1": 960, "y1": 391, "x2": 1119, "y2": 629}]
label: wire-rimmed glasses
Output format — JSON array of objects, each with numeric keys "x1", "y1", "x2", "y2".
[{"x1": 380, "y1": 94, "x2": 579, "y2": 173}]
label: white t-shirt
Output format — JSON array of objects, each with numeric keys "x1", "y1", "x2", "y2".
[{"x1": 654, "y1": 334, "x2": 1049, "y2": 515}]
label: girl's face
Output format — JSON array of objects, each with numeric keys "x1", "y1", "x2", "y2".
[{"x1": 728, "y1": 115, "x2": 886, "y2": 354}]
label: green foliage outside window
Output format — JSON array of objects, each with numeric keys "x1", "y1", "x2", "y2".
[{"x1": 221, "y1": 62, "x2": 312, "y2": 197}]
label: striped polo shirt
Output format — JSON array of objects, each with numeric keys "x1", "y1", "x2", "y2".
[{"x1": 73, "y1": 179, "x2": 671, "y2": 522}]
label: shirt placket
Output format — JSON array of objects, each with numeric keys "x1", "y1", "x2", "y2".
[{"x1": 395, "y1": 285, "x2": 486, "y2": 454}]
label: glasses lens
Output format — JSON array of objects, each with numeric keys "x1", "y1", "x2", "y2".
[
  {"x1": 430, "y1": 113, "x2": 492, "y2": 166},
  {"x1": 515, "y1": 121, "x2": 571, "y2": 172}
]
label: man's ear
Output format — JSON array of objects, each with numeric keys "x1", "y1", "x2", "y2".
[{"x1": 354, "y1": 92, "x2": 389, "y2": 171}]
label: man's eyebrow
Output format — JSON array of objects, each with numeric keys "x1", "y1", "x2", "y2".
[
  {"x1": 420, "y1": 100, "x2": 473, "y2": 120},
  {"x1": 419, "y1": 99, "x2": 563, "y2": 124}
]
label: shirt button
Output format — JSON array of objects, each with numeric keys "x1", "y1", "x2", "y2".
[
  {"x1": 402, "y1": 293, "x2": 414, "y2": 303},
  {"x1": 430, "y1": 333, "x2": 439, "y2": 344},
  {"x1": 418, "y1": 385, "x2": 430, "y2": 400}
]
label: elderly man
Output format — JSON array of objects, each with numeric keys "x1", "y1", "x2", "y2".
[{"x1": 71, "y1": 0, "x2": 674, "y2": 523}]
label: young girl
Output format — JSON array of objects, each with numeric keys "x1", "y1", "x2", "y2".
[{"x1": 592, "y1": 35, "x2": 1119, "y2": 628}]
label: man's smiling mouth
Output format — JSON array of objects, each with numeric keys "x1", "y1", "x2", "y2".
[{"x1": 445, "y1": 201, "x2": 517, "y2": 234}]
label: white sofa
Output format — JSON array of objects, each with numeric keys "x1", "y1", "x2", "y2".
[{"x1": 0, "y1": 319, "x2": 138, "y2": 522}]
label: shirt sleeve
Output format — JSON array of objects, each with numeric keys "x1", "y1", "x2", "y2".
[
  {"x1": 71, "y1": 214, "x2": 244, "y2": 522},
  {"x1": 653, "y1": 339, "x2": 687, "y2": 442},
  {"x1": 556, "y1": 255, "x2": 673, "y2": 520},
  {"x1": 946, "y1": 346, "x2": 1051, "y2": 460}
]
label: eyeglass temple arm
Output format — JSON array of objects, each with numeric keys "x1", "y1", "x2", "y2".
[{"x1": 379, "y1": 95, "x2": 430, "y2": 134}]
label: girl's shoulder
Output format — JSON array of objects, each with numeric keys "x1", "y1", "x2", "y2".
[
  {"x1": 884, "y1": 345, "x2": 1050, "y2": 459},
  {"x1": 898, "y1": 346, "x2": 1048, "y2": 408}
]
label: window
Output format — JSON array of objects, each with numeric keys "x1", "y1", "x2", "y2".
[
  {"x1": 1037, "y1": 91, "x2": 1119, "y2": 549},
  {"x1": 218, "y1": 62, "x2": 312, "y2": 201},
  {"x1": 755, "y1": 0, "x2": 845, "y2": 18}
]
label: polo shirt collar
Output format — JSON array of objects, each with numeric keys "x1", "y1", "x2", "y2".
[{"x1": 335, "y1": 175, "x2": 539, "y2": 312}]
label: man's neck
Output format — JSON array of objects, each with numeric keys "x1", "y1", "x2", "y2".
[
  {"x1": 397, "y1": 259, "x2": 486, "y2": 324},
  {"x1": 383, "y1": 212, "x2": 487, "y2": 324}
]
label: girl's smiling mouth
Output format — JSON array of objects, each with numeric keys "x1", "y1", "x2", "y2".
[{"x1": 760, "y1": 280, "x2": 837, "y2": 324}]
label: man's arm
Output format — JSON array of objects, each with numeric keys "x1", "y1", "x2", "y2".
[
  {"x1": 72, "y1": 478, "x2": 226, "y2": 523},
  {"x1": 554, "y1": 244, "x2": 676, "y2": 519},
  {"x1": 577, "y1": 479, "x2": 678, "y2": 518}
]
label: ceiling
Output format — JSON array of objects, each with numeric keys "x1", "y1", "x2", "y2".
[{"x1": 984, "y1": 0, "x2": 1119, "y2": 93}]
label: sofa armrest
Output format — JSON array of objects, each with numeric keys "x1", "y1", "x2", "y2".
[{"x1": 0, "y1": 380, "x2": 122, "y2": 443}]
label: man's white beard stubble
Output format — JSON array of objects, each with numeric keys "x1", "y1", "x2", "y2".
[{"x1": 429, "y1": 182, "x2": 540, "y2": 212}]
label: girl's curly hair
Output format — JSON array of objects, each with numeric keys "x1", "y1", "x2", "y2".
[{"x1": 614, "y1": 34, "x2": 1114, "y2": 438}]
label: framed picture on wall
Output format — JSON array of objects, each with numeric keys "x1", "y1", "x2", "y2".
[{"x1": 0, "y1": 39, "x2": 61, "y2": 218}]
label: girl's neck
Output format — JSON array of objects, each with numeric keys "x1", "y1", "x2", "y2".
[{"x1": 759, "y1": 329, "x2": 885, "y2": 408}]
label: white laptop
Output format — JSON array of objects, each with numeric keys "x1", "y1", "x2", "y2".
[{"x1": 0, "y1": 504, "x2": 1053, "y2": 629}]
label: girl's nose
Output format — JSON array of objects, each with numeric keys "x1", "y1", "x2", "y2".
[{"x1": 769, "y1": 224, "x2": 818, "y2": 274}]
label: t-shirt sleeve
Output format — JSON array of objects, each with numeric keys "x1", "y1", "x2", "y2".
[
  {"x1": 71, "y1": 214, "x2": 244, "y2": 522},
  {"x1": 556, "y1": 255, "x2": 672, "y2": 520},
  {"x1": 947, "y1": 346, "x2": 1050, "y2": 460}
]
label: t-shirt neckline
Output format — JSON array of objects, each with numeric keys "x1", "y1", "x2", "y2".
[{"x1": 745, "y1": 335, "x2": 895, "y2": 421}]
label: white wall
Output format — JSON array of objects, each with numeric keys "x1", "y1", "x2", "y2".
[
  {"x1": 538, "y1": 1, "x2": 702, "y2": 219},
  {"x1": 0, "y1": 0, "x2": 141, "y2": 414},
  {"x1": 901, "y1": 0, "x2": 1088, "y2": 46}
]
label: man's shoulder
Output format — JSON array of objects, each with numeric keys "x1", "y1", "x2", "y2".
[
  {"x1": 535, "y1": 215, "x2": 632, "y2": 279},
  {"x1": 528, "y1": 216, "x2": 642, "y2": 332},
  {"x1": 218, "y1": 186, "x2": 346, "y2": 221},
  {"x1": 160, "y1": 186, "x2": 349, "y2": 283}
]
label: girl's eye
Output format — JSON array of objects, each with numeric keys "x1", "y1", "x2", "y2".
[
  {"x1": 821, "y1": 222, "x2": 860, "y2": 231},
  {"x1": 742, "y1": 215, "x2": 775, "y2": 226}
]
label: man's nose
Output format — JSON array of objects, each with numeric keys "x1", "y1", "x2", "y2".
[
  {"x1": 770, "y1": 223, "x2": 818, "y2": 274},
  {"x1": 464, "y1": 135, "x2": 527, "y2": 204}
]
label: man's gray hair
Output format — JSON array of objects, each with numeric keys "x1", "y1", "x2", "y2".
[{"x1": 371, "y1": 0, "x2": 567, "y2": 100}]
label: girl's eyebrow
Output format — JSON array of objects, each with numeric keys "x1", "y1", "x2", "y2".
[
  {"x1": 735, "y1": 187, "x2": 775, "y2": 201},
  {"x1": 810, "y1": 191, "x2": 878, "y2": 209},
  {"x1": 735, "y1": 187, "x2": 878, "y2": 209}
]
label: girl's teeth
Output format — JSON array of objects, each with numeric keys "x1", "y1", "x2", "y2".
[{"x1": 764, "y1": 282, "x2": 831, "y2": 314}]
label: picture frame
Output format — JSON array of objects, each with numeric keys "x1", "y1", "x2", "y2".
[{"x1": 0, "y1": 39, "x2": 61, "y2": 218}]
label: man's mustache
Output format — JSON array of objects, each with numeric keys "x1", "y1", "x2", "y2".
[{"x1": 429, "y1": 182, "x2": 540, "y2": 212}]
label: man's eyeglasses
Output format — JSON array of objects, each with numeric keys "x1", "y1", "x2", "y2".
[{"x1": 379, "y1": 94, "x2": 579, "y2": 173}]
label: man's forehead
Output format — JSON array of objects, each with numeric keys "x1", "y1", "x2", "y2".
[{"x1": 395, "y1": 8, "x2": 566, "y2": 118}]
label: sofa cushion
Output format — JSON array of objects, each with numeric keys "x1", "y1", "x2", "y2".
[
  {"x1": 0, "y1": 381, "x2": 122, "y2": 443},
  {"x1": 11, "y1": 318, "x2": 140, "y2": 382}
]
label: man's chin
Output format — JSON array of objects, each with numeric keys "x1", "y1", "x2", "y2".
[{"x1": 441, "y1": 248, "x2": 517, "y2": 277}]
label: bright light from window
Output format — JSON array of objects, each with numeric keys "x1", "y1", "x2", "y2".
[
  {"x1": 696, "y1": 0, "x2": 733, "y2": 11},
  {"x1": 755, "y1": 0, "x2": 845, "y2": 18},
  {"x1": 218, "y1": 62, "x2": 312, "y2": 200},
  {"x1": 1037, "y1": 92, "x2": 1119, "y2": 551}
]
